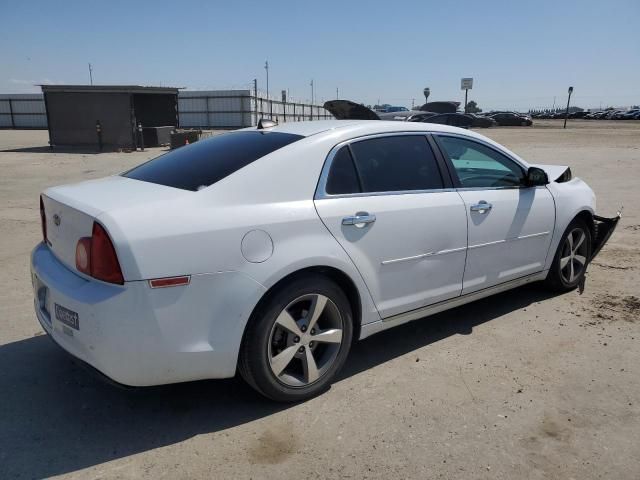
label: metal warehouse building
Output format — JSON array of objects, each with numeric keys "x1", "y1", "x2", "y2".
[
  {"x1": 41, "y1": 85, "x2": 179, "y2": 148},
  {"x1": 1, "y1": 89, "x2": 333, "y2": 131}
]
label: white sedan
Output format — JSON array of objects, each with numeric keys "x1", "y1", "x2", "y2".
[{"x1": 31, "y1": 119, "x2": 619, "y2": 401}]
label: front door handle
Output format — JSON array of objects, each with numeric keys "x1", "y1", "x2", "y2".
[
  {"x1": 470, "y1": 201, "x2": 493, "y2": 213},
  {"x1": 342, "y1": 212, "x2": 376, "y2": 227}
]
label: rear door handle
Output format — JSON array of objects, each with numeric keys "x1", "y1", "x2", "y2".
[
  {"x1": 342, "y1": 212, "x2": 376, "y2": 227},
  {"x1": 470, "y1": 201, "x2": 492, "y2": 213}
]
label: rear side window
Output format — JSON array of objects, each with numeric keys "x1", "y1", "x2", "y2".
[
  {"x1": 326, "y1": 147, "x2": 361, "y2": 195},
  {"x1": 123, "y1": 131, "x2": 303, "y2": 191},
  {"x1": 349, "y1": 135, "x2": 443, "y2": 193}
]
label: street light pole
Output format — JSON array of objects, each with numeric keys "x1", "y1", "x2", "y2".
[
  {"x1": 88, "y1": 63, "x2": 93, "y2": 85},
  {"x1": 264, "y1": 61, "x2": 271, "y2": 118},
  {"x1": 310, "y1": 79, "x2": 314, "y2": 105},
  {"x1": 564, "y1": 86, "x2": 574, "y2": 129}
]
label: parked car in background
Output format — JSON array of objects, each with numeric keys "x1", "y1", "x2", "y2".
[
  {"x1": 422, "y1": 113, "x2": 474, "y2": 128},
  {"x1": 324, "y1": 100, "x2": 436, "y2": 123},
  {"x1": 384, "y1": 106, "x2": 409, "y2": 113},
  {"x1": 378, "y1": 110, "x2": 438, "y2": 122},
  {"x1": 489, "y1": 112, "x2": 533, "y2": 126},
  {"x1": 32, "y1": 119, "x2": 619, "y2": 401},
  {"x1": 620, "y1": 109, "x2": 640, "y2": 119},
  {"x1": 466, "y1": 113, "x2": 497, "y2": 128}
]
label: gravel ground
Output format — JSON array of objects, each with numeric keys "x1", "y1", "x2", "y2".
[{"x1": 0, "y1": 120, "x2": 639, "y2": 479}]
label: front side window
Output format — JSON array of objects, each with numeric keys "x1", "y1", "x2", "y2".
[
  {"x1": 437, "y1": 136, "x2": 524, "y2": 188},
  {"x1": 124, "y1": 131, "x2": 303, "y2": 191},
  {"x1": 348, "y1": 135, "x2": 443, "y2": 193}
]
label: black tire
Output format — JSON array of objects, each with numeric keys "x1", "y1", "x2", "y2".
[
  {"x1": 545, "y1": 218, "x2": 592, "y2": 292},
  {"x1": 238, "y1": 273, "x2": 353, "y2": 402}
]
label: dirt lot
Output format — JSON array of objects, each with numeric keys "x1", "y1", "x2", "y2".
[{"x1": 0, "y1": 120, "x2": 639, "y2": 479}]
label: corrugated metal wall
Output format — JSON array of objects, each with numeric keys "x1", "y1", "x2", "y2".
[
  {"x1": 178, "y1": 90, "x2": 333, "y2": 128},
  {"x1": 0, "y1": 94, "x2": 47, "y2": 128},
  {"x1": 0, "y1": 90, "x2": 334, "y2": 129}
]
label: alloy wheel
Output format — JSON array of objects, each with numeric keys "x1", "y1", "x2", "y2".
[
  {"x1": 268, "y1": 294, "x2": 344, "y2": 387},
  {"x1": 560, "y1": 227, "x2": 589, "y2": 283}
]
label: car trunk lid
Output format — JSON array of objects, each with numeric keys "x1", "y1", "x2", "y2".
[{"x1": 41, "y1": 175, "x2": 190, "y2": 276}]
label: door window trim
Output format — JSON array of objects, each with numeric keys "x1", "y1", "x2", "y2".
[
  {"x1": 432, "y1": 133, "x2": 529, "y2": 191},
  {"x1": 315, "y1": 132, "x2": 453, "y2": 200}
]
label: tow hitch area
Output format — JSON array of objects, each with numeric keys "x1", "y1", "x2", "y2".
[{"x1": 578, "y1": 209, "x2": 622, "y2": 294}]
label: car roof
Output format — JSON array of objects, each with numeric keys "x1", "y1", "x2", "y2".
[{"x1": 245, "y1": 119, "x2": 472, "y2": 138}]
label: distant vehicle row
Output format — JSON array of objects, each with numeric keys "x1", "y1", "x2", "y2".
[
  {"x1": 531, "y1": 109, "x2": 640, "y2": 120},
  {"x1": 324, "y1": 101, "x2": 534, "y2": 128}
]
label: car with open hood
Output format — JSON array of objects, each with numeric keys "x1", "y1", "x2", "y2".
[{"x1": 32, "y1": 119, "x2": 619, "y2": 401}]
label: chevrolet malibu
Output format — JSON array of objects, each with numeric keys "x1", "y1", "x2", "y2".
[{"x1": 32, "y1": 119, "x2": 619, "y2": 401}]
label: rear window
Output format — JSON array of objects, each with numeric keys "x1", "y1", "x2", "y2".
[{"x1": 123, "y1": 131, "x2": 303, "y2": 191}]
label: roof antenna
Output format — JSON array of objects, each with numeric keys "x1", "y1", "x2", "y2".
[{"x1": 257, "y1": 118, "x2": 277, "y2": 130}]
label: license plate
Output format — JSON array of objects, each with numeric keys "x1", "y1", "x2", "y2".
[{"x1": 55, "y1": 303, "x2": 79, "y2": 330}]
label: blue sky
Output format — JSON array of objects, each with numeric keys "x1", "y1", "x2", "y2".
[{"x1": 1, "y1": 0, "x2": 638, "y2": 110}]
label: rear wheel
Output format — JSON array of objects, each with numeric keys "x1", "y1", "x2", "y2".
[
  {"x1": 545, "y1": 218, "x2": 591, "y2": 291},
  {"x1": 238, "y1": 274, "x2": 353, "y2": 402}
]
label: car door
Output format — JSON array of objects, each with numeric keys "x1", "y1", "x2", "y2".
[
  {"x1": 314, "y1": 134, "x2": 468, "y2": 319},
  {"x1": 435, "y1": 134, "x2": 555, "y2": 294}
]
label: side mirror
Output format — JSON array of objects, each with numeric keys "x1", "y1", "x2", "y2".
[{"x1": 524, "y1": 167, "x2": 549, "y2": 187}]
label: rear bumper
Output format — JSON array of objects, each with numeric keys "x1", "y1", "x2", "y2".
[{"x1": 30, "y1": 243, "x2": 266, "y2": 386}]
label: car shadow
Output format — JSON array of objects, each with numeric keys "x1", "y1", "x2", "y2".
[{"x1": 0, "y1": 284, "x2": 557, "y2": 479}]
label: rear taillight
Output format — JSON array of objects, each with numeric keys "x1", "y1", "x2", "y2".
[
  {"x1": 75, "y1": 237, "x2": 92, "y2": 275},
  {"x1": 39, "y1": 196, "x2": 47, "y2": 244},
  {"x1": 75, "y1": 222, "x2": 124, "y2": 284}
]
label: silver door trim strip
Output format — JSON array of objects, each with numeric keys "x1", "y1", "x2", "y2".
[
  {"x1": 468, "y1": 231, "x2": 550, "y2": 250},
  {"x1": 381, "y1": 252, "x2": 433, "y2": 265},
  {"x1": 381, "y1": 246, "x2": 467, "y2": 265},
  {"x1": 518, "y1": 231, "x2": 550, "y2": 240},
  {"x1": 468, "y1": 239, "x2": 505, "y2": 250}
]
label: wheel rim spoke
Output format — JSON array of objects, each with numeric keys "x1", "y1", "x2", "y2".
[
  {"x1": 302, "y1": 348, "x2": 319, "y2": 383},
  {"x1": 313, "y1": 328, "x2": 343, "y2": 344},
  {"x1": 567, "y1": 232, "x2": 574, "y2": 251},
  {"x1": 560, "y1": 256, "x2": 571, "y2": 269},
  {"x1": 569, "y1": 259, "x2": 575, "y2": 282},
  {"x1": 573, "y1": 232, "x2": 585, "y2": 252},
  {"x1": 306, "y1": 294, "x2": 328, "y2": 331},
  {"x1": 270, "y1": 345, "x2": 299, "y2": 376},
  {"x1": 275, "y1": 309, "x2": 302, "y2": 336},
  {"x1": 574, "y1": 254, "x2": 586, "y2": 266}
]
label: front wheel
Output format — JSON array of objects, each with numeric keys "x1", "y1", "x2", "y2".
[
  {"x1": 545, "y1": 218, "x2": 592, "y2": 291},
  {"x1": 238, "y1": 274, "x2": 353, "y2": 402}
]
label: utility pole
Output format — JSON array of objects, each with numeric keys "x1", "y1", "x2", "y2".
[
  {"x1": 253, "y1": 78, "x2": 258, "y2": 125},
  {"x1": 88, "y1": 63, "x2": 93, "y2": 85},
  {"x1": 310, "y1": 79, "x2": 314, "y2": 105},
  {"x1": 564, "y1": 86, "x2": 574, "y2": 129},
  {"x1": 336, "y1": 87, "x2": 339, "y2": 100},
  {"x1": 264, "y1": 61, "x2": 271, "y2": 118}
]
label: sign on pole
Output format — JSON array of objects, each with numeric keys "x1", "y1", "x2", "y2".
[{"x1": 461, "y1": 78, "x2": 473, "y2": 90}]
